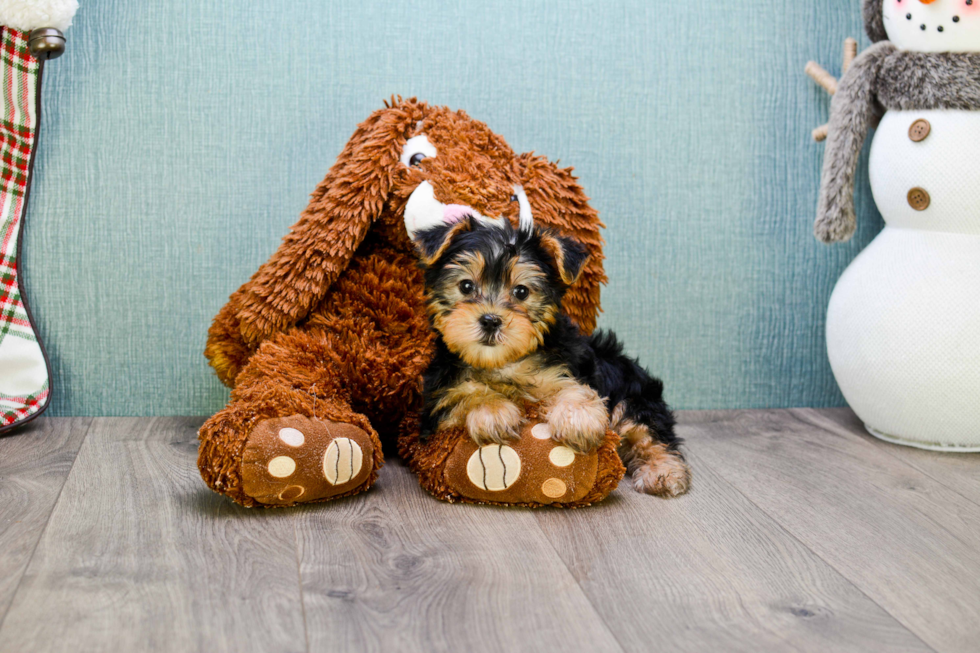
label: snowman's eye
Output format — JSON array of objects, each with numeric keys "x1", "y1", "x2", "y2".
[{"x1": 953, "y1": 16, "x2": 960, "y2": 22}]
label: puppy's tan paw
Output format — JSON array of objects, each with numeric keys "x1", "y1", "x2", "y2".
[
  {"x1": 466, "y1": 400, "x2": 523, "y2": 446},
  {"x1": 546, "y1": 391, "x2": 609, "y2": 454},
  {"x1": 631, "y1": 450, "x2": 691, "y2": 497}
]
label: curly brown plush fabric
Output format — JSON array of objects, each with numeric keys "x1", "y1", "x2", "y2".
[{"x1": 198, "y1": 98, "x2": 611, "y2": 507}]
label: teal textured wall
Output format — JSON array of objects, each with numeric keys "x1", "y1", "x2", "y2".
[{"x1": 22, "y1": 0, "x2": 883, "y2": 416}]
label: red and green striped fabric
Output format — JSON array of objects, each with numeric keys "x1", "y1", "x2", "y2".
[{"x1": 0, "y1": 26, "x2": 49, "y2": 432}]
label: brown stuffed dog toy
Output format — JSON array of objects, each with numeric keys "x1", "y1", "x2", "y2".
[{"x1": 198, "y1": 97, "x2": 621, "y2": 508}]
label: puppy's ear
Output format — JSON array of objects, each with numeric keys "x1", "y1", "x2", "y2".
[
  {"x1": 538, "y1": 232, "x2": 589, "y2": 286},
  {"x1": 233, "y1": 102, "x2": 420, "y2": 345},
  {"x1": 517, "y1": 153, "x2": 606, "y2": 334},
  {"x1": 413, "y1": 217, "x2": 475, "y2": 267}
]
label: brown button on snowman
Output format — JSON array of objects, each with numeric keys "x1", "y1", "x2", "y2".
[
  {"x1": 808, "y1": 0, "x2": 980, "y2": 450},
  {"x1": 908, "y1": 118, "x2": 931, "y2": 142}
]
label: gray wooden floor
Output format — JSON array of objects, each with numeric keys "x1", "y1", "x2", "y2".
[{"x1": 1, "y1": 410, "x2": 978, "y2": 653}]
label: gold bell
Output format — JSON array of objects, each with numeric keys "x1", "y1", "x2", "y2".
[{"x1": 27, "y1": 28, "x2": 66, "y2": 61}]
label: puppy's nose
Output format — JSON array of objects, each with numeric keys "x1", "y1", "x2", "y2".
[{"x1": 479, "y1": 314, "x2": 503, "y2": 331}]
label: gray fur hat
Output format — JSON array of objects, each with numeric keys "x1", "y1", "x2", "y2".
[{"x1": 863, "y1": 0, "x2": 887, "y2": 42}]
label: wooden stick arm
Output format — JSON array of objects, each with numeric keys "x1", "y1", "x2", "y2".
[
  {"x1": 806, "y1": 61, "x2": 838, "y2": 95},
  {"x1": 806, "y1": 37, "x2": 860, "y2": 143},
  {"x1": 843, "y1": 38, "x2": 858, "y2": 73}
]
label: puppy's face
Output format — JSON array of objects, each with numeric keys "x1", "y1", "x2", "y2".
[
  {"x1": 332, "y1": 98, "x2": 603, "y2": 335},
  {"x1": 418, "y1": 219, "x2": 588, "y2": 369}
]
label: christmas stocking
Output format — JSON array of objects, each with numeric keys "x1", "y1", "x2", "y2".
[{"x1": 0, "y1": 2, "x2": 77, "y2": 434}]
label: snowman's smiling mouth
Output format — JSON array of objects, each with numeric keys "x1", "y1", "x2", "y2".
[{"x1": 900, "y1": 9, "x2": 962, "y2": 33}]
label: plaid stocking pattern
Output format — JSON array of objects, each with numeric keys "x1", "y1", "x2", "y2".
[{"x1": 0, "y1": 26, "x2": 49, "y2": 432}]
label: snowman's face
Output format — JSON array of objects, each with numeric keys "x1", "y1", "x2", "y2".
[{"x1": 883, "y1": 0, "x2": 980, "y2": 52}]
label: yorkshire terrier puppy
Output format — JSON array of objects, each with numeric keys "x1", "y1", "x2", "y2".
[{"x1": 414, "y1": 215, "x2": 691, "y2": 497}]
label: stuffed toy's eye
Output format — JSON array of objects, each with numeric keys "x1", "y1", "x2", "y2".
[
  {"x1": 510, "y1": 194, "x2": 518, "y2": 202},
  {"x1": 512, "y1": 285, "x2": 530, "y2": 301},
  {"x1": 459, "y1": 280, "x2": 475, "y2": 295},
  {"x1": 401, "y1": 134, "x2": 437, "y2": 167}
]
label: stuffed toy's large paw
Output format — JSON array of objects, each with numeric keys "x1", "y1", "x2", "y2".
[
  {"x1": 198, "y1": 408, "x2": 383, "y2": 508},
  {"x1": 240, "y1": 415, "x2": 377, "y2": 506},
  {"x1": 399, "y1": 404, "x2": 625, "y2": 508}
]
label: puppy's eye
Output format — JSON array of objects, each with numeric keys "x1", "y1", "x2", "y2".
[
  {"x1": 409, "y1": 152, "x2": 427, "y2": 167},
  {"x1": 458, "y1": 280, "x2": 475, "y2": 295},
  {"x1": 512, "y1": 285, "x2": 530, "y2": 301}
]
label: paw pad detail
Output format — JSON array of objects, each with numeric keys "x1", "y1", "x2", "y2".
[
  {"x1": 541, "y1": 478, "x2": 567, "y2": 498},
  {"x1": 278, "y1": 485, "x2": 305, "y2": 501},
  {"x1": 278, "y1": 427, "x2": 305, "y2": 447},
  {"x1": 531, "y1": 424, "x2": 552, "y2": 440},
  {"x1": 323, "y1": 438, "x2": 363, "y2": 485},
  {"x1": 242, "y1": 416, "x2": 376, "y2": 506},
  {"x1": 268, "y1": 456, "x2": 296, "y2": 478},
  {"x1": 548, "y1": 446, "x2": 575, "y2": 467},
  {"x1": 466, "y1": 444, "x2": 521, "y2": 491}
]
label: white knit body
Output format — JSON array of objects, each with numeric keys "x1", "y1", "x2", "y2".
[{"x1": 827, "y1": 109, "x2": 980, "y2": 449}]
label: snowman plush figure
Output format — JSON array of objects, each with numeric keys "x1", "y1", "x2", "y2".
[{"x1": 815, "y1": 0, "x2": 980, "y2": 450}]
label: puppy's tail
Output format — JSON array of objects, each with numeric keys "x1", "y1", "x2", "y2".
[{"x1": 588, "y1": 330, "x2": 691, "y2": 497}]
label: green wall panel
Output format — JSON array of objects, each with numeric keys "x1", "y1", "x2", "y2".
[{"x1": 21, "y1": 0, "x2": 882, "y2": 416}]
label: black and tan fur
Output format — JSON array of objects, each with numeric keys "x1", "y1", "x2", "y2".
[{"x1": 415, "y1": 216, "x2": 690, "y2": 497}]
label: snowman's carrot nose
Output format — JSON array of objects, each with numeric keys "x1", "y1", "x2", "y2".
[{"x1": 917, "y1": 0, "x2": 938, "y2": 4}]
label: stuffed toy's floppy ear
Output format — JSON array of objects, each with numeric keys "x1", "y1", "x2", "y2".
[
  {"x1": 234, "y1": 106, "x2": 415, "y2": 345},
  {"x1": 517, "y1": 154, "x2": 606, "y2": 334},
  {"x1": 538, "y1": 232, "x2": 589, "y2": 287},
  {"x1": 413, "y1": 218, "x2": 476, "y2": 267}
]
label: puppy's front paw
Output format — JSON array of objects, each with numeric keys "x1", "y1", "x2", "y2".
[
  {"x1": 631, "y1": 449, "x2": 691, "y2": 497},
  {"x1": 546, "y1": 392, "x2": 609, "y2": 454},
  {"x1": 466, "y1": 400, "x2": 523, "y2": 446}
]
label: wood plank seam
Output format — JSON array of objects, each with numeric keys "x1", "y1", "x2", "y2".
[
  {"x1": 0, "y1": 417, "x2": 95, "y2": 631},
  {"x1": 293, "y1": 458, "x2": 626, "y2": 653},
  {"x1": 532, "y1": 436, "x2": 939, "y2": 653},
  {"x1": 530, "y1": 516, "x2": 629, "y2": 653},
  {"x1": 682, "y1": 447, "x2": 941, "y2": 653},
  {"x1": 880, "y1": 459, "x2": 980, "y2": 509},
  {"x1": 692, "y1": 413, "x2": 945, "y2": 653},
  {"x1": 792, "y1": 409, "x2": 980, "y2": 510},
  {"x1": 293, "y1": 518, "x2": 311, "y2": 653},
  {"x1": 0, "y1": 417, "x2": 313, "y2": 651}
]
